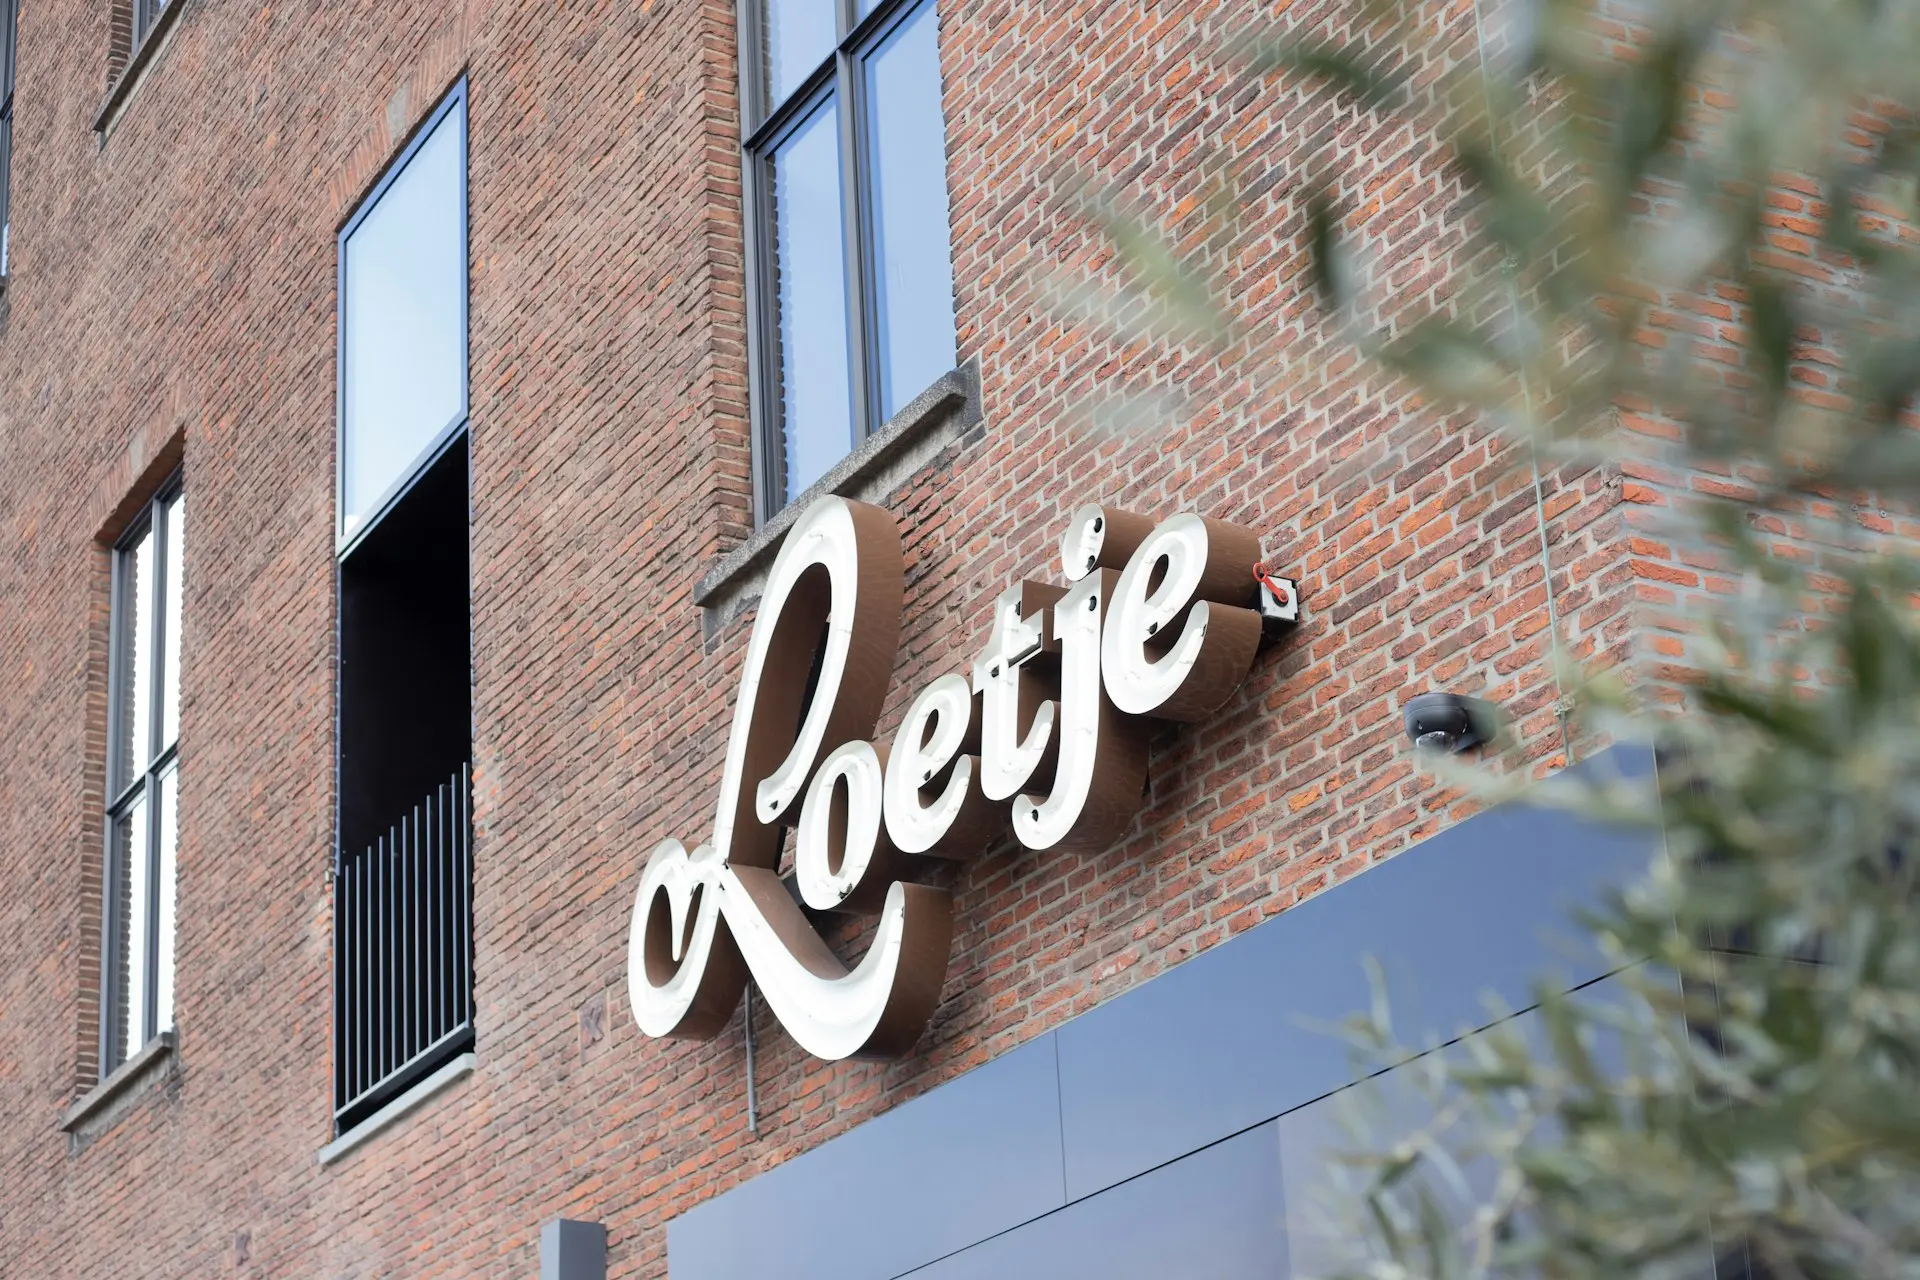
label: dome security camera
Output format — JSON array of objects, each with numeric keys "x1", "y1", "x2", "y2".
[{"x1": 1403, "y1": 692, "x2": 1500, "y2": 754}]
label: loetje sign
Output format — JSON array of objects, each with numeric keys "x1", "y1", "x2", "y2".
[{"x1": 626, "y1": 495, "x2": 1289, "y2": 1061}]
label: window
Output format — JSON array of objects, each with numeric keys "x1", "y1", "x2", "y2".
[
  {"x1": 338, "y1": 82, "x2": 468, "y2": 544},
  {"x1": 1, "y1": 0, "x2": 18, "y2": 276},
  {"x1": 132, "y1": 0, "x2": 167, "y2": 50},
  {"x1": 333, "y1": 80, "x2": 473, "y2": 1135},
  {"x1": 742, "y1": 0, "x2": 959, "y2": 514},
  {"x1": 103, "y1": 478, "x2": 184, "y2": 1073}
]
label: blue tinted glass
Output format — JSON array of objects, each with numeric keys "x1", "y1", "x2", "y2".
[
  {"x1": 772, "y1": 101, "x2": 853, "y2": 502},
  {"x1": 762, "y1": 0, "x2": 836, "y2": 109},
  {"x1": 865, "y1": 2, "x2": 958, "y2": 419},
  {"x1": 341, "y1": 95, "x2": 466, "y2": 538}
]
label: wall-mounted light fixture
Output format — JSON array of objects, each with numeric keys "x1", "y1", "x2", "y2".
[{"x1": 1403, "y1": 692, "x2": 1500, "y2": 754}]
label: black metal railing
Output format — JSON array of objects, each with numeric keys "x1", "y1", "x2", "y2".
[{"x1": 333, "y1": 763, "x2": 473, "y2": 1133}]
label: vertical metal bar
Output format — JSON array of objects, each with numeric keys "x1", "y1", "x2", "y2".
[
  {"x1": 332, "y1": 858, "x2": 343, "y2": 1108},
  {"x1": 835, "y1": 48, "x2": 872, "y2": 449},
  {"x1": 416, "y1": 804, "x2": 424, "y2": 1058},
  {"x1": 376, "y1": 832, "x2": 387, "y2": 1090},
  {"x1": 461, "y1": 763, "x2": 472, "y2": 1025},
  {"x1": 401, "y1": 805, "x2": 412, "y2": 1066},
  {"x1": 438, "y1": 774, "x2": 449, "y2": 1036},
  {"x1": 426, "y1": 782, "x2": 438, "y2": 1043},
  {"x1": 348, "y1": 857, "x2": 358, "y2": 1104},
  {"x1": 381, "y1": 829, "x2": 392, "y2": 1082},
  {"x1": 744, "y1": 982, "x2": 760, "y2": 1137},
  {"x1": 360, "y1": 844, "x2": 369, "y2": 1103},
  {"x1": 359, "y1": 846, "x2": 367, "y2": 1104},
  {"x1": 347, "y1": 853, "x2": 356, "y2": 1111},
  {"x1": 390, "y1": 821, "x2": 398, "y2": 1077}
]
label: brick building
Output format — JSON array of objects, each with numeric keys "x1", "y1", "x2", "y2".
[{"x1": 0, "y1": 0, "x2": 1706, "y2": 1274}]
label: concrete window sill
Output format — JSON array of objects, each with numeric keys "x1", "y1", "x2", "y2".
[
  {"x1": 93, "y1": 0, "x2": 190, "y2": 140},
  {"x1": 694, "y1": 361, "x2": 985, "y2": 632},
  {"x1": 317, "y1": 1052, "x2": 475, "y2": 1166},
  {"x1": 60, "y1": 1030, "x2": 175, "y2": 1136}
]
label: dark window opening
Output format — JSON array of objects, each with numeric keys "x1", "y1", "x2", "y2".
[
  {"x1": 338, "y1": 437, "x2": 471, "y2": 858},
  {"x1": 333, "y1": 435, "x2": 473, "y2": 1134}
]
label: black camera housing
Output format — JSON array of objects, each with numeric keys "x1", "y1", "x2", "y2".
[{"x1": 1403, "y1": 692, "x2": 1499, "y2": 754}]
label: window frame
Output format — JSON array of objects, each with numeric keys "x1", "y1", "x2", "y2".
[
  {"x1": 334, "y1": 78, "x2": 470, "y2": 559},
  {"x1": 738, "y1": 0, "x2": 950, "y2": 522},
  {"x1": 132, "y1": 0, "x2": 166, "y2": 50},
  {"x1": 100, "y1": 471, "x2": 184, "y2": 1074},
  {"x1": 1, "y1": 0, "x2": 18, "y2": 278}
]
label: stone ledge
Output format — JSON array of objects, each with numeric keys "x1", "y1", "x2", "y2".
[
  {"x1": 316, "y1": 1051, "x2": 474, "y2": 1166},
  {"x1": 60, "y1": 1030, "x2": 175, "y2": 1136},
  {"x1": 93, "y1": 0, "x2": 191, "y2": 139},
  {"x1": 693, "y1": 361, "x2": 984, "y2": 632}
]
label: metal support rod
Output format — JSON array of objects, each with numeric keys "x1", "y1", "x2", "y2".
[{"x1": 744, "y1": 982, "x2": 760, "y2": 1137}]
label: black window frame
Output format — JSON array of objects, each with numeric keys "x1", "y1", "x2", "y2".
[
  {"x1": 1, "y1": 0, "x2": 18, "y2": 278},
  {"x1": 100, "y1": 472, "x2": 184, "y2": 1074},
  {"x1": 738, "y1": 0, "x2": 953, "y2": 522},
  {"x1": 329, "y1": 77, "x2": 475, "y2": 1136},
  {"x1": 334, "y1": 77, "x2": 471, "y2": 560}
]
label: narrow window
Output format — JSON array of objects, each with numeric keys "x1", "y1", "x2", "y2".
[
  {"x1": 742, "y1": 0, "x2": 959, "y2": 515},
  {"x1": 333, "y1": 81, "x2": 473, "y2": 1136},
  {"x1": 103, "y1": 477, "x2": 184, "y2": 1073},
  {"x1": 1, "y1": 0, "x2": 18, "y2": 276}
]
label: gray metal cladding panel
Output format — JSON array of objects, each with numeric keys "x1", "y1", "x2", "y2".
[
  {"x1": 666, "y1": 1033, "x2": 1068, "y2": 1280},
  {"x1": 1053, "y1": 746, "x2": 1658, "y2": 1201},
  {"x1": 902, "y1": 1121, "x2": 1287, "y2": 1280}
]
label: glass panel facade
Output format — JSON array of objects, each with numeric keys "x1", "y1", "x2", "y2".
[
  {"x1": 340, "y1": 95, "x2": 467, "y2": 540},
  {"x1": 160, "y1": 493, "x2": 185, "y2": 750},
  {"x1": 153, "y1": 765, "x2": 178, "y2": 1034},
  {"x1": 761, "y1": 0, "x2": 835, "y2": 108},
  {"x1": 771, "y1": 101, "x2": 853, "y2": 501},
  {"x1": 113, "y1": 794, "x2": 151, "y2": 1059},
  {"x1": 864, "y1": 2, "x2": 957, "y2": 419},
  {"x1": 744, "y1": 0, "x2": 958, "y2": 514},
  {"x1": 116, "y1": 526, "x2": 154, "y2": 794}
]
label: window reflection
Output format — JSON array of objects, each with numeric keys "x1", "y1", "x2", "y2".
[
  {"x1": 340, "y1": 95, "x2": 467, "y2": 539},
  {"x1": 744, "y1": 0, "x2": 959, "y2": 515},
  {"x1": 864, "y1": 2, "x2": 957, "y2": 419},
  {"x1": 117, "y1": 528, "x2": 154, "y2": 793},
  {"x1": 771, "y1": 102, "x2": 854, "y2": 501},
  {"x1": 761, "y1": 0, "x2": 835, "y2": 106}
]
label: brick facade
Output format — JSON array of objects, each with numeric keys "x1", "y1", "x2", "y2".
[{"x1": 0, "y1": 0, "x2": 1670, "y2": 1274}]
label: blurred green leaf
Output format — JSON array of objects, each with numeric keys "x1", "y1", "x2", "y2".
[{"x1": 1244, "y1": 39, "x2": 1408, "y2": 113}]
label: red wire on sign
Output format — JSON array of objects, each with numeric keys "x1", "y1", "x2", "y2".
[{"x1": 1252, "y1": 561, "x2": 1290, "y2": 602}]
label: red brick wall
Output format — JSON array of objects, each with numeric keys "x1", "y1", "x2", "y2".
[{"x1": 0, "y1": 0, "x2": 1640, "y2": 1275}]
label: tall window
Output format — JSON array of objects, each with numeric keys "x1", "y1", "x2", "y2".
[
  {"x1": 333, "y1": 80, "x2": 473, "y2": 1135},
  {"x1": 742, "y1": 0, "x2": 959, "y2": 514},
  {"x1": 1, "y1": 0, "x2": 18, "y2": 276},
  {"x1": 104, "y1": 478, "x2": 185, "y2": 1072},
  {"x1": 339, "y1": 82, "x2": 468, "y2": 545}
]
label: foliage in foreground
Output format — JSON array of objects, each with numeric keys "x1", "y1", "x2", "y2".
[{"x1": 1121, "y1": 1, "x2": 1920, "y2": 1276}]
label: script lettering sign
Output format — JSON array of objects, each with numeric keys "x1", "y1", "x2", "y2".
[{"x1": 627, "y1": 495, "x2": 1274, "y2": 1060}]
